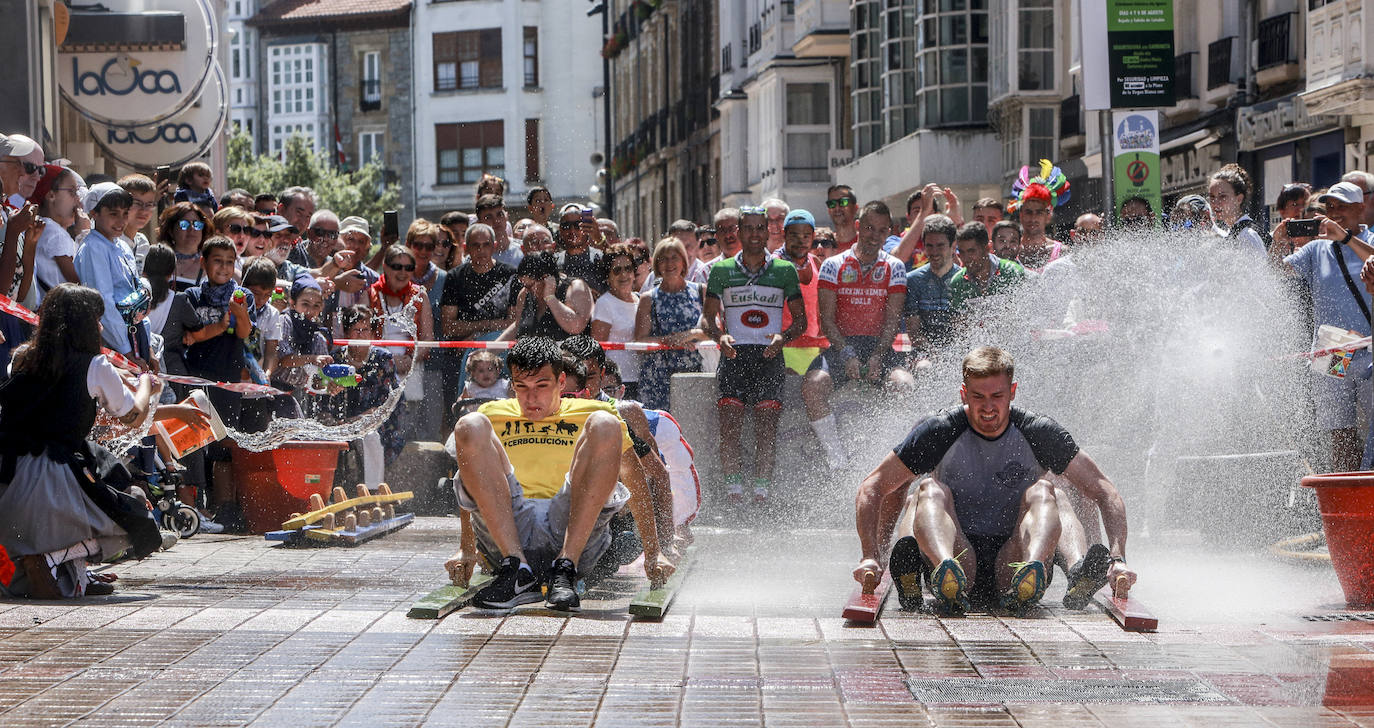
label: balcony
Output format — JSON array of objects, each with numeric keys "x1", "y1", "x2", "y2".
[
  {"x1": 1256, "y1": 12, "x2": 1300, "y2": 88},
  {"x1": 1059, "y1": 95, "x2": 1082, "y2": 139},
  {"x1": 791, "y1": 0, "x2": 849, "y2": 58},
  {"x1": 1174, "y1": 52, "x2": 1196, "y2": 100},
  {"x1": 1207, "y1": 37, "x2": 1235, "y2": 91},
  {"x1": 360, "y1": 79, "x2": 381, "y2": 112},
  {"x1": 1302, "y1": 0, "x2": 1374, "y2": 116}
]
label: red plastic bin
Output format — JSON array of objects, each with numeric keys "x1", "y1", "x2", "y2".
[{"x1": 232, "y1": 441, "x2": 350, "y2": 534}]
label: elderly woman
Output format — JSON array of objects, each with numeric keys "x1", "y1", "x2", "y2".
[
  {"x1": 367, "y1": 243, "x2": 434, "y2": 439},
  {"x1": 592, "y1": 243, "x2": 642, "y2": 400},
  {"x1": 634, "y1": 238, "x2": 707, "y2": 410},
  {"x1": 500, "y1": 250, "x2": 593, "y2": 342},
  {"x1": 157, "y1": 202, "x2": 213, "y2": 291}
]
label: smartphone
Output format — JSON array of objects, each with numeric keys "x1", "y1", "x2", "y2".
[
  {"x1": 1287, "y1": 218, "x2": 1319, "y2": 237},
  {"x1": 581, "y1": 206, "x2": 595, "y2": 224},
  {"x1": 383, "y1": 210, "x2": 399, "y2": 239},
  {"x1": 156, "y1": 165, "x2": 180, "y2": 185}
]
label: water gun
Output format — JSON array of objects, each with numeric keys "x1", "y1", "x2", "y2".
[
  {"x1": 226, "y1": 289, "x2": 246, "y2": 334},
  {"x1": 308, "y1": 363, "x2": 362, "y2": 394},
  {"x1": 270, "y1": 286, "x2": 286, "y2": 304}
]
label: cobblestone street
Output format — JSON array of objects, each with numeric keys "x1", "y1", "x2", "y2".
[{"x1": 1, "y1": 518, "x2": 1372, "y2": 727}]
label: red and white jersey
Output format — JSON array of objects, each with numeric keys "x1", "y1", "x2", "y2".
[{"x1": 817, "y1": 248, "x2": 907, "y2": 337}]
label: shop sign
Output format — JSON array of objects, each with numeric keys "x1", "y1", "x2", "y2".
[
  {"x1": 1161, "y1": 141, "x2": 1222, "y2": 193},
  {"x1": 1237, "y1": 97, "x2": 1341, "y2": 152},
  {"x1": 89, "y1": 63, "x2": 227, "y2": 169}
]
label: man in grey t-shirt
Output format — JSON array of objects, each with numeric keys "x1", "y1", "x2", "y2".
[{"x1": 853, "y1": 346, "x2": 1136, "y2": 614}]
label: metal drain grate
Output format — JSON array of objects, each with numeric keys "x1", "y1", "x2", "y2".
[
  {"x1": 906, "y1": 678, "x2": 1227, "y2": 704},
  {"x1": 1302, "y1": 612, "x2": 1374, "y2": 622}
]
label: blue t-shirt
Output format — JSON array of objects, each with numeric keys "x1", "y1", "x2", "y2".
[
  {"x1": 904, "y1": 263, "x2": 963, "y2": 344},
  {"x1": 1285, "y1": 234, "x2": 1374, "y2": 346}
]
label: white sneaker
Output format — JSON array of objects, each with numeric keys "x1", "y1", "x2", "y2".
[
  {"x1": 160, "y1": 530, "x2": 179, "y2": 550},
  {"x1": 198, "y1": 518, "x2": 226, "y2": 534}
]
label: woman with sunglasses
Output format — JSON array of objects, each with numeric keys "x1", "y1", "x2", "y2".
[
  {"x1": 407, "y1": 218, "x2": 452, "y2": 440},
  {"x1": 157, "y1": 202, "x2": 213, "y2": 292},
  {"x1": 591, "y1": 243, "x2": 643, "y2": 400},
  {"x1": 367, "y1": 245, "x2": 433, "y2": 399},
  {"x1": 213, "y1": 206, "x2": 255, "y2": 263}
]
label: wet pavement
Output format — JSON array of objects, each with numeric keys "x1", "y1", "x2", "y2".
[{"x1": 1, "y1": 517, "x2": 1372, "y2": 727}]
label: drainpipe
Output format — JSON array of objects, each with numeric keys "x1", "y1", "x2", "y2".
[{"x1": 331, "y1": 28, "x2": 340, "y2": 170}]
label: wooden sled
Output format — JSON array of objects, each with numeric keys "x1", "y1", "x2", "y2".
[
  {"x1": 265, "y1": 484, "x2": 414, "y2": 546},
  {"x1": 407, "y1": 573, "x2": 496, "y2": 619},
  {"x1": 842, "y1": 571, "x2": 893, "y2": 624},
  {"x1": 628, "y1": 549, "x2": 693, "y2": 619},
  {"x1": 1093, "y1": 583, "x2": 1159, "y2": 632}
]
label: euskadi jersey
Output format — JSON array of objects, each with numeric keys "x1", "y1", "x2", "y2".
[
  {"x1": 705, "y1": 252, "x2": 802, "y2": 346},
  {"x1": 817, "y1": 248, "x2": 907, "y2": 337}
]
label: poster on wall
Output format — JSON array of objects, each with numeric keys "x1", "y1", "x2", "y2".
[
  {"x1": 1082, "y1": 0, "x2": 1175, "y2": 110},
  {"x1": 1112, "y1": 110, "x2": 1162, "y2": 222}
]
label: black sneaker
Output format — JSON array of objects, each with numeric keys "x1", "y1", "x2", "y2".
[
  {"x1": 545, "y1": 557, "x2": 580, "y2": 612},
  {"x1": 472, "y1": 556, "x2": 542, "y2": 609},
  {"x1": 1063, "y1": 543, "x2": 1113, "y2": 610},
  {"x1": 888, "y1": 536, "x2": 925, "y2": 612}
]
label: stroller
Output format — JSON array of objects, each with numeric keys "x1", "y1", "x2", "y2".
[{"x1": 137, "y1": 451, "x2": 202, "y2": 539}]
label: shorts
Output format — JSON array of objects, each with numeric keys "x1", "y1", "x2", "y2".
[
  {"x1": 824, "y1": 335, "x2": 904, "y2": 386},
  {"x1": 919, "y1": 532, "x2": 1054, "y2": 606},
  {"x1": 783, "y1": 346, "x2": 828, "y2": 376},
  {"x1": 1312, "y1": 354, "x2": 1372, "y2": 430},
  {"x1": 455, "y1": 470, "x2": 630, "y2": 579},
  {"x1": 717, "y1": 344, "x2": 785, "y2": 405}
]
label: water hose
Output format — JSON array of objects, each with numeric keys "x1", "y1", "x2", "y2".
[{"x1": 1268, "y1": 532, "x2": 1331, "y2": 563}]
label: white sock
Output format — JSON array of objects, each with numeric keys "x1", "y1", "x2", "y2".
[{"x1": 810, "y1": 414, "x2": 844, "y2": 459}]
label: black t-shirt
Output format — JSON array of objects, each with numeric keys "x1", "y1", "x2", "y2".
[
  {"x1": 894, "y1": 406, "x2": 1079, "y2": 537},
  {"x1": 158, "y1": 292, "x2": 205, "y2": 376},
  {"x1": 182, "y1": 286, "x2": 247, "y2": 382},
  {"x1": 439, "y1": 261, "x2": 517, "y2": 326},
  {"x1": 557, "y1": 249, "x2": 605, "y2": 295}
]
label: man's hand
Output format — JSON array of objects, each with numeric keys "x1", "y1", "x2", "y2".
[
  {"x1": 1363, "y1": 255, "x2": 1374, "y2": 294},
  {"x1": 1109, "y1": 561, "x2": 1136, "y2": 599},
  {"x1": 541, "y1": 275, "x2": 558, "y2": 299},
  {"x1": 844, "y1": 355, "x2": 861, "y2": 382},
  {"x1": 333, "y1": 268, "x2": 367, "y2": 294},
  {"x1": 445, "y1": 548, "x2": 477, "y2": 586},
  {"x1": 852, "y1": 558, "x2": 882, "y2": 590},
  {"x1": 646, "y1": 552, "x2": 676, "y2": 589},
  {"x1": 865, "y1": 353, "x2": 883, "y2": 383},
  {"x1": 12, "y1": 203, "x2": 41, "y2": 237},
  {"x1": 1319, "y1": 215, "x2": 1348, "y2": 242},
  {"x1": 762, "y1": 333, "x2": 784, "y2": 359},
  {"x1": 943, "y1": 186, "x2": 964, "y2": 226},
  {"x1": 313, "y1": 354, "x2": 334, "y2": 367},
  {"x1": 332, "y1": 249, "x2": 356, "y2": 270},
  {"x1": 718, "y1": 333, "x2": 737, "y2": 359}
]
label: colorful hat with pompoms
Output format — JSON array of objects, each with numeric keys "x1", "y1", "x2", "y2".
[{"x1": 1008, "y1": 159, "x2": 1071, "y2": 213}]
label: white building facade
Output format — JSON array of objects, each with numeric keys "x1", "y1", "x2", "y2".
[
  {"x1": 411, "y1": 0, "x2": 605, "y2": 219},
  {"x1": 228, "y1": 0, "x2": 259, "y2": 153}
]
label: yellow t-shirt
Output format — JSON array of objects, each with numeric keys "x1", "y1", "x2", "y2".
[{"x1": 479, "y1": 397, "x2": 634, "y2": 499}]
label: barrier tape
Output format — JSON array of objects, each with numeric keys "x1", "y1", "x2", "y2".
[
  {"x1": 335, "y1": 335, "x2": 920, "y2": 352},
  {"x1": 1, "y1": 293, "x2": 287, "y2": 396}
]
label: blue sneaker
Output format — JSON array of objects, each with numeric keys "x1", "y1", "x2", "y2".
[
  {"x1": 930, "y1": 558, "x2": 970, "y2": 614},
  {"x1": 1002, "y1": 560, "x2": 1049, "y2": 613}
]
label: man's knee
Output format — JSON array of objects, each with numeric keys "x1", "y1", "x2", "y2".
[
  {"x1": 584, "y1": 410, "x2": 623, "y2": 442},
  {"x1": 803, "y1": 368, "x2": 832, "y2": 391},
  {"x1": 916, "y1": 476, "x2": 953, "y2": 505},
  {"x1": 1022, "y1": 480, "x2": 1056, "y2": 508},
  {"x1": 454, "y1": 412, "x2": 494, "y2": 445}
]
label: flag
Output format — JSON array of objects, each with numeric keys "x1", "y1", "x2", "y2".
[{"x1": 334, "y1": 124, "x2": 348, "y2": 170}]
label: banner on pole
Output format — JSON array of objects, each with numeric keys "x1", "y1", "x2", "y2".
[{"x1": 1112, "y1": 110, "x2": 1162, "y2": 224}]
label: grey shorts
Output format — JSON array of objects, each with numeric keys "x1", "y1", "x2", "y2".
[{"x1": 455, "y1": 471, "x2": 631, "y2": 578}]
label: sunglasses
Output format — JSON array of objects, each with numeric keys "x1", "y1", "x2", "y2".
[
  {"x1": 825, "y1": 198, "x2": 856, "y2": 209},
  {"x1": 177, "y1": 219, "x2": 206, "y2": 231},
  {"x1": 437, "y1": 237, "x2": 453, "y2": 247},
  {"x1": 410, "y1": 241, "x2": 436, "y2": 251},
  {"x1": 700, "y1": 238, "x2": 719, "y2": 246},
  {"x1": 814, "y1": 238, "x2": 836, "y2": 247},
  {"x1": 311, "y1": 227, "x2": 340, "y2": 239},
  {"x1": 609, "y1": 264, "x2": 635, "y2": 275},
  {"x1": 3, "y1": 160, "x2": 44, "y2": 175},
  {"x1": 388, "y1": 262, "x2": 416, "y2": 272}
]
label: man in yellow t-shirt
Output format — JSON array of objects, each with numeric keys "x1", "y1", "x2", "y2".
[{"x1": 446, "y1": 336, "x2": 673, "y2": 612}]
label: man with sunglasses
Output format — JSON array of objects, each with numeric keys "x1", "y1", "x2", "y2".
[
  {"x1": 290, "y1": 210, "x2": 343, "y2": 270},
  {"x1": 0, "y1": 134, "x2": 45, "y2": 211},
  {"x1": 555, "y1": 203, "x2": 605, "y2": 295},
  {"x1": 825, "y1": 184, "x2": 860, "y2": 252},
  {"x1": 692, "y1": 228, "x2": 718, "y2": 284}
]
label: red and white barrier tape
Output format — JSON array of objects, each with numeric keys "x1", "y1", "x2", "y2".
[{"x1": 334, "y1": 334, "x2": 921, "y2": 352}]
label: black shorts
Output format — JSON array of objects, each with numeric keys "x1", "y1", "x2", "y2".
[
  {"x1": 919, "y1": 532, "x2": 1053, "y2": 607},
  {"x1": 825, "y1": 335, "x2": 904, "y2": 385},
  {"x1": 717, "y1": 344, "x2": 785, "y2": 406}
]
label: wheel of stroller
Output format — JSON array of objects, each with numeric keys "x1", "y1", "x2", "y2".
[{"x1": 168, "y1": 504, "x2": 201, "y2": 538}]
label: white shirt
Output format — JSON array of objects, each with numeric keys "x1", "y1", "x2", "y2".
[
  {"x1": 88, "y1": 356, "x2": 136, "y2": 418},
  {"x1": 593, "y1": 291, "x2": 641, "y2": 382},
  {"x1": 32, "y1": 215, "x2": 76, "y2": 301}
]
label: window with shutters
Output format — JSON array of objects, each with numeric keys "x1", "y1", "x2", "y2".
[
  {"x1": 436, "y1": 120, "x2": 505, "y2": 185},
  {"x1": 433, "y1": 29, "x2": 502, "y2": 92}
]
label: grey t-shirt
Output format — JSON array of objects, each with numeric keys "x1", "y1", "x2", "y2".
[{"x1": 894, "y1": 406, "x2": 1079, "y2": 538}]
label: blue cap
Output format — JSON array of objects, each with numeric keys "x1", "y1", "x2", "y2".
[{"x1": 784, "y1": 209, "x2": 815, "y2": 229}]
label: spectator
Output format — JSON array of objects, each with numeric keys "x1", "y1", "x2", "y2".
[
  {"x1": 948, "y1": 221, "x2": 1027, "y2": 315},
  {"x1": 278, "y1": 187, "x2": 316, "y2": 233},
  {"x1": 329, "y1": 304, "x2": 403, "y2": 488},
  {"x1": 1119, "y1": 197, "x2": 1154, "y2": 230},
  {"x1": 474, "y1": 173, "x2": 505, "y2": 202},
  {"x1": 824, "y1": 184, "x2": 859, "y2": 251},
  {"x1": 407, "y1": 218, "x2": 450, "y2": 440},
  {"x1": 513, "y1": 217, "x2": 534, "y2": 242},
  {"x1": 439, "y1": 223, "x2": 516, "y2": 426},
  {"x1": 0, "y1": 134, "x2": 45, "y2": 210},
  {"x1": 526, "y1": 186, "x2": 555, "y2": 228},
  {"x1": 1072, "y1": 213, "x2": 1105, "y2": 244},
  {"x1": 649, "y1": 219, "x2": 707, "y2": 291},
  {"x1": 253, "y1": 193, "x2": 278, "y2": 216},
  {"x1": 695, "y1": 227, "x2": 720, "y2": 275},
  {"x1": 523, "y1": 223, "x2": 555, "y2": 253},
  {"x1": 220, "y1": 188, "x2": 253, "y2": 211},
  {"x1": 264, "y1": 215, "x2": 311, "y2": 283},
  {"x1": 1169, "y1": 194, "x2": 1217, "y2": 235},
  {"x1": 290, "y1": 209, "x2": 343, "y2": 271},
  {"x1": 971, "y1": 197, "x2": 1005, "y2": 229},
  {"x1": 73, "y1": 184, "x2": 140, "y2": 357},
  {"x1": 904, "y1": 214, "x2": 962, "y2": 352},
  {"x1": 713, "y1": 207, "x2": 742, "y2": 260},
  {"x1": 433, "y1": 219, "x2": 456, "y2": 272},
  {"x1": 241, "y1": 214, "x2": 272, "y2": 260},
  {"x1": 1208, "y1": 164, "x2": 1267, "y2": 254},
  {"x1": 778, "y1": 209, "x2": 844, "y2": 470},
  {"x1": 991, "y1": 220, "x2": 1022, "y2": 260},
  {"x1": 635, "y1": 238, "x2": 706, "y2": 411},
  {"x1": 156, "y1": 202, "x2": 212, "y2": 292},
  {"x1": 502, "y1": 251, "x2": 592, "y2": 341},
  {"x1": 28, "y1": 165, "x2": 83, "y2": 300},
  {"x1": 598, "y1": 218, "x2": 621, "y2": 248},
  {"x1": 762, "y1": 197, "x2": 789, "y2": 253},
  {"x1": 460, "y1": 349, "x2": 508, "y2": 400},
  {"x1": 326, "y1": 215, "x2": 379, "y2": 329},
  {"x1": 1009, "y1": 160, "x2": 1070, "y2": 270},
  {"x1": 118, "y1": 174, "x2": 158, "y2": 263},
  {"x1": 812, "y1": 227, "x2": 838, "y2": 256},
  {"x1": 0, "y1": 134, "x2": 45, "y2": 319},
  {"x1": 1342, "y1": 171, "x2": 1374, "y2": 229},
  {"x1": 240, "y1": 255, "x2": 283, "y2": 383},
  {"x1": 626, "y1": 238, "x2": 652, "y2": 291},
  {"x1": 173, "y1": 162, "x2": 218, "y2": 213},
  {"x1": 1275, "y1": 181, "x2": 1374, "y2": 471},
  {"x1": 439, "y1": 210, "x2": 469, "y2": 268},
  {"x1": 477, "y1": 194, "x2": 522, "y2": 268},
  {"x1": 1271, "y1": 183, "x2": 1316, "y2": 256},
  {"x1": 213, "y1": 205, "x2": 255, "y2": 259},
  {"x1": 555, "y1": 204, "x2": 605, "y2": 294},
  {"x1": 887, "y1": 183, "x2": 961, "y2": 267},
  {"x1": 818, "y1": 200, "x2": 913, "y2": 390},
  {"x1": 592, "y1": 243, "x2": 642, "y2": 400},
  {"x1": 367, "y1": 244, "x2": 433, "y2": 437},
  {"x1": 273, "y1": 276, "x2": 333, "y2": 419}
]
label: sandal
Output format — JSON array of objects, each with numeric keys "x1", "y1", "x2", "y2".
[{"x1": 18, "y1": 555, "x2": 62, "y2": 600}]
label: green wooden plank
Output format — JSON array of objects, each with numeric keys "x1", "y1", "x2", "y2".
[
  {"x1": 628, "y1": 553, "x2": 692, "y2": 619},
  {"x1": 407, "y1": 573, "x2": 494, "y2": 619}
]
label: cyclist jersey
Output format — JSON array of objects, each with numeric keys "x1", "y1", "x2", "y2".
[
  {"x1": 894, "y1": 406, "x2": 1079, "y2": 538},
  {"x1": 479, "y1": 396, "x2": 634, "y2": 499},
  {"x1": 705, "y1": 252, "x2": 802, "y2": 346},
  {"x1": 817, "y1": 248, "x2": 907, "y2": 337},
  {"x1": 947, "y1": 255, "x2": 1026, "y2": 312},
  {"x1": 782, "y1": 253, "x2": 828, "y2": 348}
]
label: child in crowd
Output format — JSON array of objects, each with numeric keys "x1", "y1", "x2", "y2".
[
  {"x1": 28, "y1": 164, "x2": 83, "y2": 301},
  {"x1": 460, "y1": 349, "x2": 509, "y2": 400},
  {"x1": 273, "y1": 277, "x2": 333, "y2": 417},
  {"x1": 118, "y1": 174, "x2": 158, "y2": 264},
  {"x1": 173, "y1": 162, "x2": 218, "y2": 214},
  {"x1": 328, "y1": 305, "x2": 403, "y2": 487},
  {"x1": 73, "y1": 183, "x2": 144, "y2": 361},
  {"x1": 240, "y1": 256, "x2": 282, "y2": 383},
  {"x1": 182, "y1": 237, "x2": 251, "y2": 531}
]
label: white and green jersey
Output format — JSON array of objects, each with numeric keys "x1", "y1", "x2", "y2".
[{"x1": 705, "y1": 252, "x2": 802, "y2": 346}]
